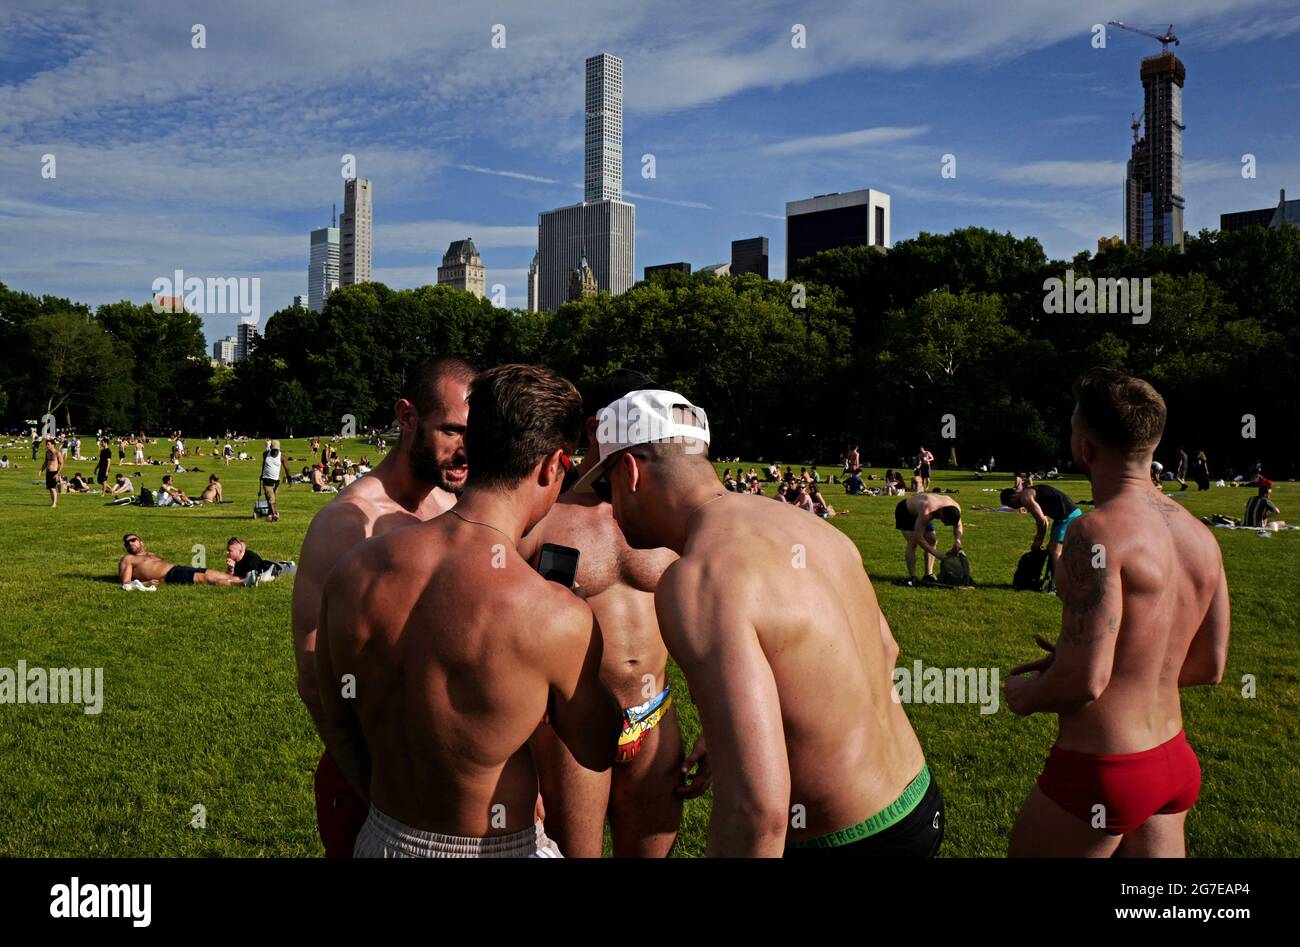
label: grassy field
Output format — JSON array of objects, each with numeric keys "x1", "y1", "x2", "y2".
[{"x1": 0, "y1": 437, "x2": 1296, "y2": 857}]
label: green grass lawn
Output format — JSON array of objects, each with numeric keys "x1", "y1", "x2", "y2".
[{"x1": 0, "y1": 439, "x2": 1296, "y2": 856}]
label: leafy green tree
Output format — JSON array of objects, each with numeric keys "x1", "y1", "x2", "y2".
[
  {"x1": 25, "y1": 312, "x2": 133, "y2": 428},
  {"x1": 95, "y1": 300, "x2": 211, "y2": 431}
]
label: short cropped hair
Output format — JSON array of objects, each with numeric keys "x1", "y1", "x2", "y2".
[
  {"x1": 400, "y1": 356, "x2": 477, "y2": 417},
  {"x1": 466, "y1": 364, "x2": 583, "y2": 490},
  {"x1": 581, "y1": 368, "x2": 659, "y2": 420},
  {"x1": 939, "y1": 507, "x2": 961, "y2": 526},
  {"x1": 1073, "y1": 368, "x2": 1166, "y2": 451},
  {"x1": 1000, "y1": 487, "x2": 1018, "y2": 507}
]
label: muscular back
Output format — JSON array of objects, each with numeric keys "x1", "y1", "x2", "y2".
[
  {"x1": 1055, "y1": 486, "x2": 1227, "y2": 753},
  {"x1": 661, "y1": 494, "x2": 925, "y2": 843},
  {"x1": 524, "y1": 494, "x2": 676, "y2": 704},
  {"x1": 291, "y1": 473, "x2": 454, "y2": 729},
  {"x1": 320, "y1": 518, "x2": 599, "y2": 836}
]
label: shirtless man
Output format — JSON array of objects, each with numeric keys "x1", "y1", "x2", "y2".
[
  {"x1": 309, "y1": 465, "x2": 337, "y2": 493},
  {"x1": 894, "y1": 491, "x2": 963, "y2": 586},
  {"x1": 291, "y1": 355, "x2": 473, "y2": 858},
  {"x1": 520, "y1": 370, "x2": 682, "y2": 858},
  {"x1": 41, "y1": 438, "x2": 64, "y2": 507},
  {"x1": 915, "y1": 445, "x2": 935, "y2": 490},
  {"x1": 199, "y1": 474, "x2": 223, "y2": 503},
  {"x1": 576, "y1": 389, "x2": 941, "y2": 857},
  {"x1": 317, "y1": 364, "x2": 620, "y2": 857},
  {"x1": 118, "y1": 533, "x2": 254, "y2": 589},
  {"x1": 1005, "y1": 369, "x2": 1229, "y2": 857}
]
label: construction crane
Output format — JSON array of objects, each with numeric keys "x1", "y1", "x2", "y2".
[
  {"x1": 1108, "y1": 21, "x2": 1179, "y2": 55},
  {"x1": 1130, "y1": 111, "x2": 1141, "y2": 144}
]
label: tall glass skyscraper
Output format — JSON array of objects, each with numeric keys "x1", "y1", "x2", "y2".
[
  {"x1": 584, "y1": 53, "x2": 623, "y2": 203},
  {"x1": 539, "y1": 52, "x2": 635, "y2": 312},
  {"x1": 308, "y1": 226, "x2": 339, "y2": 312}
]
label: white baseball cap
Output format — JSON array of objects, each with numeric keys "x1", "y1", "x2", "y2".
[{"x1": 572, "y1": 390, "x2": 710, "y2": 494}]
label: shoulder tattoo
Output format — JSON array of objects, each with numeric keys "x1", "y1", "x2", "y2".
[{"x1": 1058, "y1": 531, "x2": 1116, "y2": 646}]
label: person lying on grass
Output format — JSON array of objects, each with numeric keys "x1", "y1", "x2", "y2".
[
  {"x1": 225, "y1": 536, "x2": 297, "y2": 584},
  {"x1": 117, "y1": 533, "x2": 258, "y2": 590}
]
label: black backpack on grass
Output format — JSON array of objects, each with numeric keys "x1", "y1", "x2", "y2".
[
  {"x1": 1013, "y1": 548, "x2": 1048, "y2": 591},
  {"x1": 938, "y1": 552, "x2": 974, "y2": 587},
  {"x1": 137, "y1": 486, "x2": 155, "y2": 507}
]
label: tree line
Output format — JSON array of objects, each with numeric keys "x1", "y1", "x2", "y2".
[{"x1": 2, "y1": 223, "x2": 1297, "y2": 474}]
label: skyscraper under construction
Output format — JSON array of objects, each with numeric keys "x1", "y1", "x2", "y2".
[{"x1": 1123, "y1": 37, "x2": 1186, "y2": 249}]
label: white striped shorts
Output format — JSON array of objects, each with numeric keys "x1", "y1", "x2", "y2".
[{"x1": 354, "y1": 807, "x2": 563, "y2": 858}]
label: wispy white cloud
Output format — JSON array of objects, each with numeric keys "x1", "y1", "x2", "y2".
[
  {"x1": 459, "y1": 164, "x2": 559, "y2": 184},
  {"x1": 760, "y1": 126, "x2": 930, "y2": 156},
  {"x1": 623, "y1": 189, "x2": 712, "y2": 209},
  {"x1": 378, "y1": 221, "x2": 537, "y2": 255},
  {"x1": 997, "y1": 160, "x2": 1126, "y2": 188}
]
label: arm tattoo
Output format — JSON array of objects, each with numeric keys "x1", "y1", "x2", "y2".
[{"x1": 1059, "y1": 532, "x2": 1115, "y2": 645}]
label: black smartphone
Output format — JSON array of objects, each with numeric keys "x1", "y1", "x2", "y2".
[{"x1": 537, "y1": 543, "x2": 580, "y2": 588}]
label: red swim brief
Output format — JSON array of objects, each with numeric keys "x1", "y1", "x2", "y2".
[{"x1": 1037, "y1": 730, "x2": 1201, "y2": 835}]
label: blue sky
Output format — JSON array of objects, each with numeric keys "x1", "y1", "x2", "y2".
[{"x1": 2, "y1": 0, "x2": 1298, "y2": 347}]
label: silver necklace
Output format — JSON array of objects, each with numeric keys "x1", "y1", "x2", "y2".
[
  {"x1": 686, "y1": 492, "x2": 726, "y2": 525},
  {"x1": 449, "y1": 508, "x2": 513, "y2": 543}
]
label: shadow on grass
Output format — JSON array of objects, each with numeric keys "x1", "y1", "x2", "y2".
[
  {"x1": 881, "y1": 576, "x2": 1020, "y2": 591},
  {"x1": 64, "y1": 573, "x2": 132, "y2": 584}
]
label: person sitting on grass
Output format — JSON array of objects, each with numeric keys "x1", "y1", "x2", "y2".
[
  {"x1": 845, "y1": 471, "x2": 866, "y2": 495},
  {"x1": 107, "y1": 472, "x2": 135, "y2": 496},
  {"x1": 199, "y1": 474, "x2": 223, "y2": 503},
  {"x1": 810, "y1": 484, "x2": 845, "y2": 518},
  {"x1": 790, "y1": 481, "x2": 816, "y2": 513},
  {"x1": 118, "y1": 533, "x2": 257, "y2": 590},
  {"x1": 1244, "y1": 480, "x2": 1283, "y2": 528},
  {"x1": 309, "y1": 464, "x2": 337, "y2": 493},
  {"x1": 157, "y1": 475, "x2": 195, "y2": 507},
  {"x1": 225, "y1": 536, "x2": 298, "y2": 584}
]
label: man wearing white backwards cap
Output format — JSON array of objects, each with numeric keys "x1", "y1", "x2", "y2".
[{"x1": 574, "y1": 390, "x2": 944, "y2": 858}]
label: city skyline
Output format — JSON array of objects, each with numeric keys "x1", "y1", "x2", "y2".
[
  {"x1": 538, "y1": 52, "x2": 636, "y2": 312},
  {"x1": 3, "y1": 0, "x2": 1299, "y2": 347}
]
